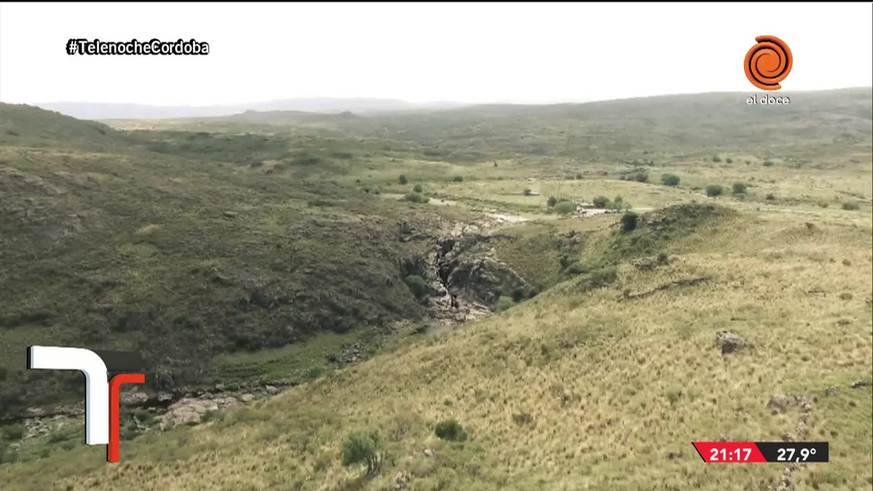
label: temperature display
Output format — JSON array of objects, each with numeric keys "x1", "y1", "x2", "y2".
[{"x1": 693, "y1": 442, "x2": 829, "y2": 463}]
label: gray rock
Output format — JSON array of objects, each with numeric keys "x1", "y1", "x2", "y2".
[{"x1": 714, "y1": 331, "x2": 747, "y2": 354}]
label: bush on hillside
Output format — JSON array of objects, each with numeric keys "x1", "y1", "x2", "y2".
[
  {"x1": 398, "y1": 175, "x2": 408, "y2": 185},
  {"x1": 494, "y1": 295, "x2": 515, "y2": 312},
  {"x1": 592, "y1": 196, "x2": 610, "y2": 208},
  {"x1": 341, "y1": 432, "x2": 381, "y2": 476},
  {"x1": 620, "y1": 211, "x2": 639, "y2": 232},
  {"x1": 661, "y1": 174, "x2": 680, "y2": 186},
  {"x1": 404, "y1": 275, "x2": 431, "y2": 299},
  {"x1": 732, "y1": 182, "x2": 747, "y2": 194},
  {"x1": 413, "y1": 184, "x2": 423, "y2": 193},
  {"x1": 403, "y1": 192, "x2": 429, "y2": 204},
  {"x1": 554, "y1": 200, "x2": 576, "y2": 215},
  {"x1": 705, "y1": 184, "x2": 723, "y2": 197},
  {"x1": 435, "y1": 419, "x2": 468, "y2": 442}
]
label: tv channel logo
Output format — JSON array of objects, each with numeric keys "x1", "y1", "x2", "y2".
[{"x1": 27, "y1": 346, "x2": 145, "y2": 463}]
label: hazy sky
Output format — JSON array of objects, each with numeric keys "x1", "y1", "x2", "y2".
[{"x1": 1, "y1": 2, "x2": 871, "y2": 105}]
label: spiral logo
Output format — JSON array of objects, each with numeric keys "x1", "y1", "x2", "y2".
[{"x1": 744, "y1": 35, "x2": 792, "y2": 91}]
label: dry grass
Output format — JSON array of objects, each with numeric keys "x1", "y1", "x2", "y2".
[{"x1": 3, "y1": 204, "x2": 869, "y2": 491}]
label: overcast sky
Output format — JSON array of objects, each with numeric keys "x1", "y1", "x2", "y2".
[{"x1": 1, "y1": 2, "x2": 871, "y2": 106}]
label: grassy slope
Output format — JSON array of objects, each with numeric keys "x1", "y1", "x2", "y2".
[
  {"x1": 0, "y1": 90, "x2": 871, "y2": 489},
  {"x1": 0, "y1": 103, "x2": 473, "y2": 413},
  {"x1": 1, "y1": 202, "x2": 870, "y2": 491}
]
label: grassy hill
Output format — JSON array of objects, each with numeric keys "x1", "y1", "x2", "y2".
[{"x1": 0, "y1": 89, "x2": 870, "y2": 490}]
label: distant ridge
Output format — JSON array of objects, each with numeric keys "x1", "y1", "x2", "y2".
[{"x1": 33, "y1": 98, "x2": 468, "y2": 120}]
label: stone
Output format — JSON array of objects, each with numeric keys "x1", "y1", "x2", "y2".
[{"x1": 714, "y1": 331, "x2": 747, "y2": 354}]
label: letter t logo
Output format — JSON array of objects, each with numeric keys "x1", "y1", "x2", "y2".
[{"x1": 27, "y1": 346, "x2": 145, "y2": 463}]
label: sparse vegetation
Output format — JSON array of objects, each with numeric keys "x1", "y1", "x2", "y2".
[
  {"x1": 554, "y1": 200, "x2": 577, "y2": 215},
  {"x1": 0, "y1": 90, "x2": 870, "y2": 491},
  {"x1": 403, "y1": 192, "x2": 429, "y2": 203},
  {"x1": 434, "y1": 419, "x2": 468, "y2": 442},
  {"x1": 340, "y1": 431, "x2": 381, "y2": 476},
  {"x1": 592, "y1": 196, "x2": 610, "y2": 208},
  {"x1": 661, "y1": 173, "x2": 680, "y2": 186},
  {"x1": 705, "y1": 184, "x2": 723, "y2": 197},
  {"x1": 732, "y1": 182, "x2": 747, "y2": 194},
  {"x1": 620, "y1": 211, "x2": 639, "y2": 232}
]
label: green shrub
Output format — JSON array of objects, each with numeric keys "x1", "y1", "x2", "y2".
[
  {"x1": 620, "y1": 211, "x2": 639, "y2": 232},
  {"x1": 762, "y1": 159, "x2": 774, "y2": 167},
  {"x1": 609, "y1": 196, "x2": 629, "y2": 211},
  {"x1": 452, "y1": 176, "x2": 464, "y2": 182},
  {"x1": 705, "y1": 185, "x2": 723, "y2": 197},
  {"x1": 712, "y1": 155, "x2": 721, "y2": 163},
  {"x1": 404, "y1": 275, "x2": 431, "y2": 299},
  {"x1": 661, "y1": 174, "x2": 680, "y2": 186},
  {"x1": 554, "y1": 200, "x2": 576, "y2": 215},
  {"x1": 413, "y1": 184, "x2": 423, "y2": 193},
  {"x1": 434, "y1": 419, "x2": 468, "y2": 442},
  {"x1": 732, "y1": 182, "x2": 747, "y2": 194},
  {"x1": 842, "y1": 201, "x2": 860, "y2": 211},
  {"x1": 341, "y1": 432, "x2": 381, "y2": 475},
  {"x1": 579, "y1": 266, "x2": 617, "y2": 291},
  {"x1": 592, "y1": 196, "x2": 610, "y2": 208},
  {"x1": 2, "y1": 424, "x2": 24, "y2": 440},
  {"x1": 398, "y1": 175, "x2": 408, "y2": 185},
  {"x1": 494, "y1": 295, "x2": 515, "y2": 312},
  {"x1": 765, "y1": 193, "x2": 776, "y2": 201},
  {"x1": 629, "y1": 170, "x2": 649, "y2": 183},
  {"x1": 564, "y1": 261, "x2": 586, "y2": 276},
  {"x1": 546, "y1": 196, "x2": 558, "y2": 208},
  {"x1": 403, "y1": 192, "x2": 429, "y2": 204},
  {"x1": 523, "y1": 188, "x2": 533, "y2": 196}
]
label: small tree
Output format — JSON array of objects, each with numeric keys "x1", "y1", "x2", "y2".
[
  {"x1": 620, "y1": 211, "x2": 639, "y2": 232},
  {"x1": 661, "y1": 174, "x2": 680, "y2": 186},
  {"x1": 398, "y1": 175, "x2": 408, "y2": 185},
  {"x1": 435, "y1": 419, "x2": 468, "y2": 442},
  {"x1": 705, "y1": 185, "x2": 723, "y2": 197},
  {"x1": 341, "y1": 432, "x2": 381, "y2": 476},
  {"x1": 592, "y1": 196, "x2": 610, "y2": 208},
  {"x1": 732, "y1": 182, "x2": 747, "y2": 195},
  {"x1": 404, "y1": 275, "x2": 431, "y2": 298},
  {"x1": 554, "y1": 200, "x2": 576, "y2": 215}
]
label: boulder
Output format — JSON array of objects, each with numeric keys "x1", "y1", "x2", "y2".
[{"x1": 714, "y1": 331, "x2": 747, "y2": 354}]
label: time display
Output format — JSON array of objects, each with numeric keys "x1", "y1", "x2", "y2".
[
  {"x1": 693, "y1": 441, "x2": 829, "y2": 464},
  {"x1": 709, "y1": 446, "x2": 753, "y2": 462}
]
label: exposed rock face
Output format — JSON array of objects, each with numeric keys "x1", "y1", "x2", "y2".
[
  {"x1": 159, "y1": 396, "x2": 239, "y2": 428},
  {"x1": 435, "y1": 234, "x2": 528, "y2": 307}
]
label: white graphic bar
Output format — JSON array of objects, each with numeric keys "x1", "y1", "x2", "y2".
[{"x1": 27, "y1": 346, "x2": 109, "y2": 445}]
